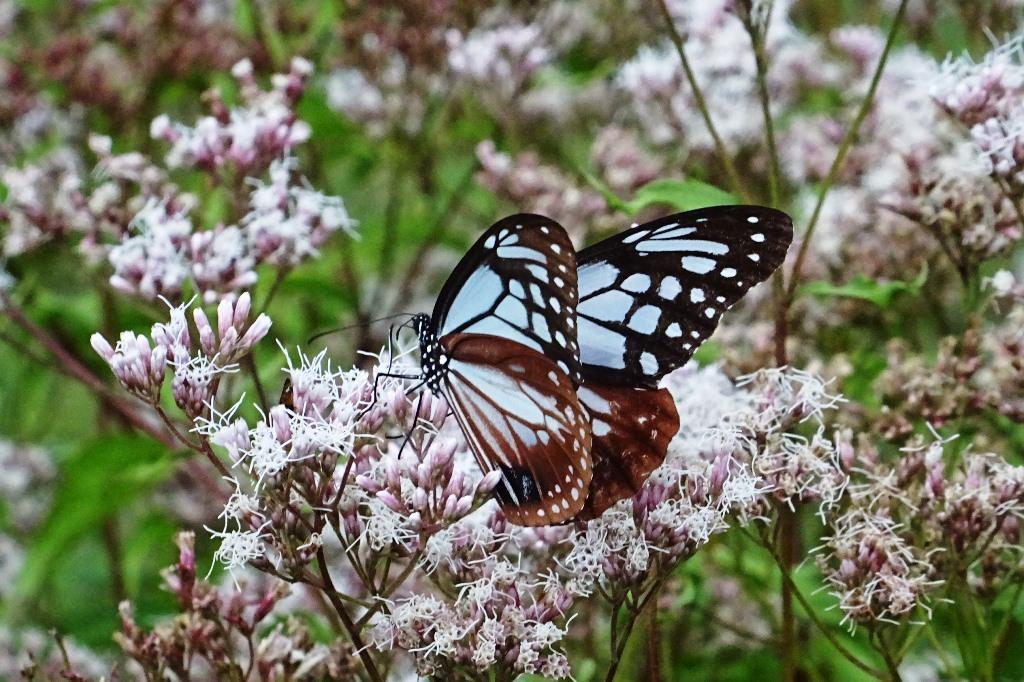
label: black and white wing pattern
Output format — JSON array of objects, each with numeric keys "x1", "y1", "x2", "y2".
[
  {"x1": 433, "y1": 213, "x2": 581, "y2": 384},
  {"x1": 414, "y1": 214, "x2": 592, "y2": 526},
  {"x1": 573, "y1": 205, "x2": 792, "y2": 519},
  {"x1": 576, "y1": 205, "x2": 793, "y2": 387}
]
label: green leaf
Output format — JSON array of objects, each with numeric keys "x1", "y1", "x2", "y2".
[
  {"x1": 624, "y1": 178, "x2": 738, "y2": 214},
  {"x1": 579, "y1": 169, "x2": 630, "y2": 213},
  {"x1": 800, "y1": 264, "x2": 928, "y2": 308},
  {"x1": 16, "y1": 435, "x2": 175, "y2": 599},
  {"x1": 948, "y1": 586, "x2": 993, "y2": 680},
  {"x1": 579, "y1": 175, "x2": 738, "y2": 216}
]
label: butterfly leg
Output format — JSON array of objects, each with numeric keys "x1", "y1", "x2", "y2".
[{"x1": 394, "y1": 389, "x2": 430, "y2": 463}]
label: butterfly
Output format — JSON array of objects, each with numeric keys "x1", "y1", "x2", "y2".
[
  {"x1": 410, "y1": 214, "x2": 591, "y2": 525},
  {"x1": 411, "y1": 206, "x2": 792, "y2": 526},
  {"x1": 573, "y1": 205, "x2": 793, "y2": 518}
]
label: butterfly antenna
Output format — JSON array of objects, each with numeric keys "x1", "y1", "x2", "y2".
[
  {"x1": 306, "y1": 312, "x2": 417, "y2": 345},
  {"x1": 356, "y1": 319, "x2": 421, "y2": 421}
]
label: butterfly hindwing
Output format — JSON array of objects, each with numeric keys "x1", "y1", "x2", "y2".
[
  {"x1": 434, "y1": 213, "x2": 581, "y2": 385},
  {"x1": 576, "y1": 206, "x2": 793, "y2": 387},
  {"x1": 576, "y1": 383, "x2": 679, "y2": 520},
  {"x1": 440, "y1": 333, "x2": 592, "y2": 525}
]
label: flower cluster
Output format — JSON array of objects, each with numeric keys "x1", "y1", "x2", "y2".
[
  {"x1": 91, "y1": 294, "x2": 270, "y2": 416},
  {"x1": 475, "y1": 140, "x2": 614, "y2": 238},
  {"x1": 617, "y1": 0, "x2": 835, "y2": 151},
  {"x1": 152, "y1": 57, "x2": 313, "y2": 176},
  {"x1": 0, "y1": 59, "x2": 356, "y2": 303},
  {"x1": 447, "y1": 22, "x2": 552, "y2": 99},
  {"x1": 119, "y1": 532, "x2": 355, "y2": 680},
  {"x1": 369, "y1": 561, "x2": 573, "y2": 679},
  {"x1": 816, "y1": 509, "x2": 938, "y2": 628}
]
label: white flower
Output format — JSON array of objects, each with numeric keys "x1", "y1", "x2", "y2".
[
  {"x1": 207, "y1": 523, "x2": 271, "y2": 577},
  {"x1": 988, "y1": 268, "x2": 1017, "y2": 295}
]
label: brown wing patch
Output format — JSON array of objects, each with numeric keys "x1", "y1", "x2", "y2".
[
  {"x1": 575, "y1": 383, "x2": 680, "y2": 521},
  {"x1": 440, "y1": 333, "x2": 593, "y2": 526}
]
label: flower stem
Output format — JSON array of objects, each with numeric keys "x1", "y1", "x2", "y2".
[
  {"x1": 740, "y1": 526, "x2": 889, "y2": 680},
  {"x1": 779, "y1": 507, "x2": 798, "y2": 682},
  {"x1": 316, "y1": 548, "x2": 384, "y2": 682},
  {"x1": 654, "y1": 0, "x2": 750, "y2": 201},
  {"x1": 785, "y1": 0, "x2": 909, "y2": 301}
]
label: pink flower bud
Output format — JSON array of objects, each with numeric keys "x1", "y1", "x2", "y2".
[
  {"x1": 442, "y1": 495, "x2": 459, "y2": 519},
  {"x1": 479, "y1": 470, "x2": 502, "y2": 494},
  {"x1": 357, "y1": 474, "x2": 381, "y2": 494},
  {"x1": 269, "y1": 405, "x2": 291, "y2": 442},
  {"x1": 376, "y1": 490, "x2": 407, "y2": 515},
  {"x1": 454, "y1": 495, "x2": 473, "y2": 517},
  {"x1": 233, "y1": 292, "x2": 252, "y2": 328},
  {"x1": 385, "y1": 458, "x2": 402, "y2": 491},
  {"x1": 217, "y1": 297, "x2": 234, "y2": 341},
  {"x1": 90, "y1": 333, "x2": 115, "y2": 361},
  {"x1": 193, "y1": 308, "x2": 217, "y2": 356}
]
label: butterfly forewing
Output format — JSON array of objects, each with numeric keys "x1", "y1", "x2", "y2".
[
  {"x1": 434, "y1": 214, "x2": 582, "y2": 384},
  {"x1": 439, "y1": 333, "x2": 592, "y2": 525},
  {"x1": 575, "y1": 206, "x2": 793, "y2": 386}
]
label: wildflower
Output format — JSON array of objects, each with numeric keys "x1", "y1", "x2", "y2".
[
  {"x1": 475, "y1": 140, "x2": 611, "y2": 238},
  {"x1": 817, "y1": 509, "x2": 940, "y2": 628},
  {"x1": 107, "y1": 198, "x2": 192, "y2": 300},
  {"x1": 192, "y1": 291, "x2": 272, "y2": 364},
  {"x1": 243, "y1": 157, "x2": 356, "y2": 267},
  {"x1": 91, "y1": 330, "x2": 167, "y2": 404},
  {"x1": 447, "y1": 23, "x2": 552, "y2": 98},
  {"x1": 170, "y1": 353, "x2": 238, "y2": 420},
  {"x1": 207, "y1": 523, "x2": 272, "y2": 576},
  {"x1": 154, "y1": 58, "x2": 313, "y2": 175}
]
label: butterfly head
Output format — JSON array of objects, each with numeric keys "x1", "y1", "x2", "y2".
[{"x1": 410, "y1": 313, "x2": 447, "y2": 395}]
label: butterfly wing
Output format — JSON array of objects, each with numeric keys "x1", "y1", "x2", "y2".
[
  {"x1": 433, "y1": 213, "x2": 581, "y2": 384},
  {"x1": 575, "y1": 383, "x2": 679, "y2": 520},
  {"x1": 576, "y1": 205, "x2": 793, "y2": 387},
  {"x1": 573, "y1": 205, "x2": 792, "y2": 518},
  {"x1": 439, "y1": 333, "x2": 592, "y2": 525}
]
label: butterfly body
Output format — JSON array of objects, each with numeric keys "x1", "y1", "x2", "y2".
[{"x1": 410, "y1": 313, "x2": 448, "y2": 394}]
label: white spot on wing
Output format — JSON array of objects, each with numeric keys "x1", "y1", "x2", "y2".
[
  {"x1": 622, "y1": 273, "x2": 651, "y2": 292},
  {"x1": 640, "y1": 351, "x2": 659, "y2": 373},
  {"x1": 497, "y1": 245, "x2": 545, "y2": 262},
  {"x1": 682, "y1": 256, "x2": 716, "y2": 274},
  {"x1": 660, "y1": 276, "x2": 681, "y2": 300},
  {"x1": 580, "y1": 290, "x2": 634, "y2": 321},
  {"x1": 578, "y1": 261, "x2": 621, "y2": 297},
  {"x1": 690, "y1": 288, "x2": 705, "y2": 303},
  {"x1": 628, "y1": 305, "x2": 660, "y2": 333}
]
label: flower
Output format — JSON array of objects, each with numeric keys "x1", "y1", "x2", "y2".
[
  {"x1": 816, "y1": 509, "x2": 940, "y2": 628},
  {"x1": 154, "y1": 57, "x2": 313, "y2": 175}
]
